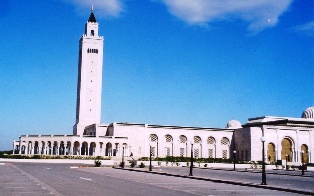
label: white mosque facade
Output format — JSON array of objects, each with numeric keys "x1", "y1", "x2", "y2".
[{"x1": 13, "y1": 10, "x2": 314, "y2": 165}]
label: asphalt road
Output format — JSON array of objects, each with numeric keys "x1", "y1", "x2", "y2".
[{"x1": 0, "y1": 162, "x2": 311, "y2": 196}]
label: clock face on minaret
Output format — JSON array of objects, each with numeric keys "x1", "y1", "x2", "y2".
[{"x1": 73, "y1": 7, "x2": 104, "y2": 136}]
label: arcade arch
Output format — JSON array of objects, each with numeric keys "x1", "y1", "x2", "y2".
[
  {"x1": 267, "y1": 143, "x2": 276, "y2": 163},
  {"x1": 281, "y1": 138, "x2": 293, "y2": 162},
  {"x1": 301, "y1": 144, "x2": 309, "y2": 163}
]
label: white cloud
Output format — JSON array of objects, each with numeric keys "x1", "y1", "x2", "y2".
[
  {"x1": 63, "y1": 0, "x2": 124, "y2": 18},
  {"x1": 159, "y1": 0, "x2": 292, "y2": 32},
  {"x1": 294, "y1": 20, "x2": 314, "y2": 36}
]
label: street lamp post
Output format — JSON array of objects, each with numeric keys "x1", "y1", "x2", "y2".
[
  {"x1": 285, "y1": 154, "x2": 288, "y2": 171},
  {"x1": 149, "y1": 143, "x2": 152, "y2": 171},
  {"x1": 121, "y1": 146, "x2": 125, "y2": 168},
  {"x1": 301, "y1": 150, "x2": 304, "y2": 175},
  {"x1": 233, "y1": 150, "x2": 236, "y2": 170},
  {"x1": 260, "y1": 136, "x2": 267, "y2": 185},
  {"x1": 189, "y1": 140, "x2": 194, "y2": 176}
]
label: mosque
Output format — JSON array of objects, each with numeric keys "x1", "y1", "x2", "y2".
[{"x1": 13, "y1": 8, "x2": 314, "y2": 165}]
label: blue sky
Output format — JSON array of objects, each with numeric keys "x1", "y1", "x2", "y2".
[{"x1": 0, "y1": 0, "x2": 313, "y2": 150}]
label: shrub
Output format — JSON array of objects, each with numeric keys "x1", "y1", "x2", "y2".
[
  {"x1": 94, "y1": 158, "x2": 102, "y2": 167},
  {"x1": 139, "y1": 162, "x2": 145, "y2": 168},
  {"x1": 138, "y1": 157, "x2": 149, "y2": 161},
  {"x1": 119, "y1": 162, "x2": 125, "y2": 168},
  {"x1": 250, "y1": 161, "x2": 258, "y2": 169},
  {"x1": 204, "y1": 164, "x2": 207, "y2": 167},
  {"x1": 32, "y1": 155, "x2": 42, "y2": 159},
  {"x1": 130, "y1": 161, "x2": 136, "y2": 168}
]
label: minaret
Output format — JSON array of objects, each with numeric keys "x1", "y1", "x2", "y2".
[{"x1": 73, "y1": 6, "x2": 104, "y2": 135}]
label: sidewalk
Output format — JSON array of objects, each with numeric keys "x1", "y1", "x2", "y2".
[{"x1": 118, "y1": 167, "x2": 314, "y2": 195}]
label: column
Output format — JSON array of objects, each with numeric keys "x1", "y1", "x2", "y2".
[
  {"x1": 70, "y1": 143, "x2": 73, "y2": 155},
  {"x1": 19, "y1": 142, "x2": 22, "y2": 154},
  {"x1": 95, "y1": 143, "x2": 100, "y2": 156},
  {"x1": 38, "y1": 144, "x2": 42, "y2": 155},
  {"x1": 31, "y1": 143, "x2": 34, "y2": 155},
  {"x1": 86, "y1": 142, "x2": 89, "y2": 156}
]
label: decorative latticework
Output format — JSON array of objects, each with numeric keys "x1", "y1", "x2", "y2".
[
  {"x1": 208, "y1": 149, "x2": 213, "y2": 158},
  {"x1": 222, "y1": 150, "x2": 228, "y2": 159},
  {"x1": 207, "y1": 137, "x2": 216, "y2": 144},
  {"x1": 151, "y1": 147, "x2": 156, "y2": 157},
  {"x1": 180, "y1": 148, "x2": 185, "y2": 156},
  {"x1": 165, "y1": 135, "x2": 173, "y2": 142},
  {"x1": 179, "y1": 135, "x2": 187, "y2": 143},
  {"x1": 149, "y1": 134, "x2": 158, "y2": 142},
  {"x1": 221, "y1": 137, "x2": 230, "y2": 145},
  {"x1": 194, "y1": 149, "x2": 199, "y2": 158},
  {"x1": 194, "y1": 136, "x2": 201, "y2": 143},
  {"x1": 166, "y1": 147, "x2": 171, "y2": 156}
]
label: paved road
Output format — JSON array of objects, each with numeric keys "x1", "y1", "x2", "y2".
[{"x1": 0, "y1": 162, "x2": 310, "y2": 195}]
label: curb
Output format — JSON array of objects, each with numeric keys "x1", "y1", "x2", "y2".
[{"x1": 116, "y1": 168, "x2": 313, "y2": 195}]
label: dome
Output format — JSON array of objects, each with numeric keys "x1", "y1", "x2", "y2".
[
  {"x1": 302, "y1": 106, "x2": 314, "y2": 119},
  {"x1": 226, "y1": 119, "x2": 242, "y2": 129}
]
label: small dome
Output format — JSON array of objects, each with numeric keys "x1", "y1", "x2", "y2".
[
  {"x1": 302, "y1": 106, "x2": 314, "y2": 119},
  {"x1": 226, "y1": 120, "x2": 242, "y2": 129}
]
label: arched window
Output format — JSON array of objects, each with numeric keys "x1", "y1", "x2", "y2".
[
  {"x1": 179, "y1": 135, "x2": 187, "y2": 157},
  {"x1": 207, "y1": 137, "x2": 216, "y2": 144},
  {"x1": 165, "y1": 134, "x2": 173, "y2": 142},
  {"x1": 91, "y1": 30, "x2": 94, "y2": 36},
  {"x1": 207, "y1": 136, "x2": 216, "y2": 158},
  {"x1": 149, "y1": 134, "x2": 158, "y2": 142},
  {"x1": 149, "y1": 134, "x2": 158, "y2": 157},
  {"x1": 193, "y1": 136, "x2": 202, "y2": 158},
  {"x1": 179, "y1": 135, "x2": 187, "y2": 143},
  {"x1": 221, "y1": 137, "x2": 230, "y2": 145},
  {"x1": 194, "y1": 136, "x2": 201, "y2": 143},
  {"x1": 221, "y1": 137, "x2": 230, "y2": 159}
]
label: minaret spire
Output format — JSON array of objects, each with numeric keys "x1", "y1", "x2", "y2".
[{"x1": 88, "y1": 5, "x2": 97, "y2": 22}]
